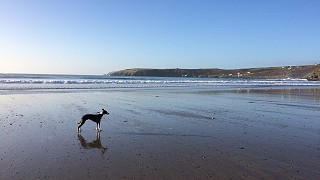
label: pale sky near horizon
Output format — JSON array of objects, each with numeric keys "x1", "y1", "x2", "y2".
[{"x1": 1, "y1": 0, "x2": 319, "y2": 75}]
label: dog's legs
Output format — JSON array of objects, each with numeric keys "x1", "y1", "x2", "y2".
[
  {"x1": 96, "y1": 123, "x2": 99, "y2": 131},
  {"x1": 77, "y1": 119, "x2": 86, "y2": 132},
  {"x1": 96, "y1": 122, "x2": 101, "y2": 131}
]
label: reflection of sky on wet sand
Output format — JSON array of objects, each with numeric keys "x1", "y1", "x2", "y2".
[
  {"x1": 235, "y1": 88, "x2": 320, "y2": 100},
  {"x1": 195, "y1": 88, "x2": 320, "y2": 102}
]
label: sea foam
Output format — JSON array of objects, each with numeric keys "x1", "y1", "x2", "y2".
[{"x1": 0, "y1": 74, "x2": 319, "y2": 90}]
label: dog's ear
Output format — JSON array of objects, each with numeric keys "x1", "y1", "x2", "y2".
[{"x1": 102, "y1": 109, "x2": 105, "y2": 111}]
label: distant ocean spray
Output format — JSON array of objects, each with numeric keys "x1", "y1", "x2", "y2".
[{"x1": 0, "y1": 74, "x2": 319, "y2": 90}]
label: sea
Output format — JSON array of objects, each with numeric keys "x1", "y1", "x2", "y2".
[{"x1": 0, "y1": 73, "x2": 320, "y2": 91}]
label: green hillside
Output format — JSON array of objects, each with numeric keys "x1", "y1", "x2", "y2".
[{"x1": 108, "y1": 64, "x2": 320, "y2": 81}]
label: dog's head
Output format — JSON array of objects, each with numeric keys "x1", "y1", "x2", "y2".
[{"x1": 101, "y1": 109, "x2": 109, "y2": 115}]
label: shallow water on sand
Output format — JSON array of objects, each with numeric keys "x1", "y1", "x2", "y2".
[{"x1": 0, "y1": 87, "x2": 319, "y2": 179}]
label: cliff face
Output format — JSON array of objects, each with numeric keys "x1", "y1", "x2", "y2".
[
  {"x1": 108, "y1": 64, "x2": 320, "y2": 80},
  {"x1": 306, "y1": 67, "x2": 320, "y2": 81}
]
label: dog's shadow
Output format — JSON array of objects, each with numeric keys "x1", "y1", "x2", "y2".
[{"x1": 77, "y1": 132, "x2": 109, "y2": 154}]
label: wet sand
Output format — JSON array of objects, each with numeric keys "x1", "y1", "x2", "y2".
[{"x1": 0, "y1": 87, "x2": 319, "y2": 179}]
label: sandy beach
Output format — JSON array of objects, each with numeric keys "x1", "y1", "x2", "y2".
[{"x1": 0, "y1": 87, "x2": 319, "y2": 179}]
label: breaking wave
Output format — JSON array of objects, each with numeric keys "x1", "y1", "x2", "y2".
[{"x1": 0, "y1": 74, "x2": 319, "y2": 90}]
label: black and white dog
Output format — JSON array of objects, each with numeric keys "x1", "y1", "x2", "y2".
[{"x1": 77, "y1": 109, "x2": 109, "y2": 132}]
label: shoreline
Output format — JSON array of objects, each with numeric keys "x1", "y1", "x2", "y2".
[
  {"x1": 0, "y1": 87, "x2": 319, "y2": 179},
  {"x1": 1, "y1": 74, "x2": 320, "y2": 92}
]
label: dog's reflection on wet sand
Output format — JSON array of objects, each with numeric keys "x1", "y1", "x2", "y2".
[{"x1": 77, "y1": 132, "x2": 109, "y2": 154}]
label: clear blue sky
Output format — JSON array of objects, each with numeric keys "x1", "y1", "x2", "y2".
[{"x1": 1, "y1": 0, "x2": 319, "y2": 74}]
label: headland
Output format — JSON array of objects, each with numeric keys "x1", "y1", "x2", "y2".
[{"x1": 108, "y1": 64, "x2": 320, "y2": 81}]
